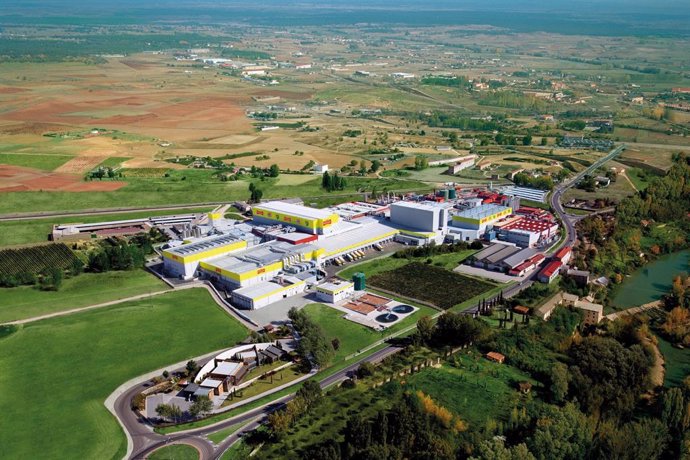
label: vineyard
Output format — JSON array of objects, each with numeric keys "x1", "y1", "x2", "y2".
[
  {"x1": 0, "y1": 244, "x2": 79, "y2": 276},
  {"x1": 369, "y1": 262, "x2": 495, "y2": 309}
]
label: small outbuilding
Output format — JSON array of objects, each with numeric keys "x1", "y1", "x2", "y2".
[{"x1": 486, "y1": 351, "x2": 506, "y2": 364}]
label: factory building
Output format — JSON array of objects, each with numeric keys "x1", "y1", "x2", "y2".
[
  {"x1": 315, "y1": 280, "x2": 355, "y2": 303},
  {"x1": 318, "y1": 218, "x2": 399, "y2": 262},
  {"x1": 451, "y1": 204, "x2": 512, "y2": 233},
  {"x1": 231, "y1": 276, "x2": 307, "y2": 310},
  {"x1": 252, "y1": 201, "x2": 340, "y2": 235},
  {"x1": 162, "y1": 234, "x2": 251, "y2": 280},
  {"x1": 200, "y1": 241, "x2": 322, "y2": 289},
  {"x1": 390, "y1": 201, "x2": 449, "y2": 233},
  {"x1": 501, "y1": 186, "x2": 549, "y2": 204}
]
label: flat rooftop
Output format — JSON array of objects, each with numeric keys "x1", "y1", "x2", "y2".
[
  {"x1": 316, "y1": 219, "x2": 398, "y2": 256},
  {"x1": 317, "y1": 281, "x2": 354, "y2": 292},
  {"x1": 233, "y1": 276, "x2": 303, "y2": 300},
  {"x1": 391, "y1": 200, "x2": 448, "y2": 210},
  {"x1": 212, "y1": 362, "x2": 243, "y2": 376},
  {"x1": 455, "y1": 204, "x2": 510, "y2": 220},
  {"x1": 166, "y1": 233, "x2": 244, "y2": 257},
  {"x1": 204, "y1": 240, "x2": 317, "y2": 273},
  {"x1": 254, "y1": 201, "x2": 334, "y2": 220}
]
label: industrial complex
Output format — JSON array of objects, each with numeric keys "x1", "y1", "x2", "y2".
[{"x1": 57, "y1": 186, "x2": 567, "y2": 325}]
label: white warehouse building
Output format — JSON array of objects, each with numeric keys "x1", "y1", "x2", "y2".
[
  {"x1": 231, "y1": 276, "x2": 307, "y2": 310},
  {"x1": 315, "y1": 280, "x2": 355, "y2": 303},
  {"x1": 389, "y1": 201, "x2": 449, "y2": 233}
]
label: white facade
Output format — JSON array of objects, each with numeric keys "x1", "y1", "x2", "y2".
[
  {"x1": 502, "y1": 229, "x2": 540, "y2": 248},
  {"x1": 390, "y1": 201, "x2": 448, "y2": 233},
  {"x1": 315, "y1": 281, "x2": 354, "y2": 303},
  {"x1": 231, "y1": 277, "x2": 306, "y2": 310}
]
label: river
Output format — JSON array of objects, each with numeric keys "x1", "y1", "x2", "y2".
[{"x1": 611, "y1": 249, "x2": 690, "y2": 308}]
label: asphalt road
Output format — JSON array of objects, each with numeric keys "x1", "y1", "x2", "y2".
[{"x1": 121, "y1": 346, "x2": 403, "y2": 459}]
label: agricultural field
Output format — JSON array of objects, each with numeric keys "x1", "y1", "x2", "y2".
[
  {"x1": 0, "y1": 153, "x2": 74, "y2": 170},
  {"x1": 0, "y1": 269, "x2": 168, "y2": 323},
  {"x1": 0, "y1": 288, "x2": 248, "y2": 460},
  {"x1": 0, "y1": 243, "x2": 78, "y2": 276},
  {"x1": 563, "y1": 174, "x2": 637, "y2": 203},
  {"x1": 369, "y1": 262, "x2": 496, "y2": 309}
]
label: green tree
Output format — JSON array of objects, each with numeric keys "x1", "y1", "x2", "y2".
[
  {"x1": 522, "y1": 134, "x2": 533, "y2": 146},
  {"x1": 530, "y1": 403, "x2": 593, "y2": 460},
  {"x1": 185, "y1": 360, "x2": 199, "y2": 376},
  {"x1": 471, "y1": 438, "x2": 536, "y2": 460},
  {"x1": 189, "y1": 396, "x2": 213, "y2": 418},
  {"x1": 550, "y1": 362, "x2": 569, "y2": 403},
  {"x1": 416, "y1": 315, "x2": 435, "y2": 345},
  {"x1": 268, "y1": 164, "x2": 280, "y2": 178}
]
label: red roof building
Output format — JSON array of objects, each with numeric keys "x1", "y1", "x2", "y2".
[
  {"x1": 509, "y1": 253, "x2": 545, "y2": 276},
  {"x1": 554, "y1": 246, "x2": 572, "y2": 264},
  {"x1": 538, "y1": 260, "x2": 563, "y2": 284}
]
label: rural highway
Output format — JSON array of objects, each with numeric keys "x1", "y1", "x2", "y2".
[{"x1": 120, "y1": 345, "x2": 403, "y2": 459}]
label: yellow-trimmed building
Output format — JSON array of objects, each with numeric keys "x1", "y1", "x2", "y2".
[
  {"x1": 199, "y1": 241, "x2": 321, "y2": 289},
  {"x1": 252, "y1": 201, "x2": 340, "y2": 235},
  {"x1": 451, "y1": 204, "x2": 512, "y2": 232},
  {"x1": 315, "y1": 280, "x2": 355, "y2": 303},
  {"x1": 231, "y1": 276, "x2": 307, "y2": 310},
  {"x1": 162, "y1": 234, "x2": 249, "y2": 279}
]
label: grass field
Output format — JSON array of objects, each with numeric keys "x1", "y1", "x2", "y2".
[
  {"x1": 403, "y1": 354, "x2": 535, "y2": 427},
  {"x1": 0, "y1": 288, "x2": 248, "y2": 460},
  {"x1": 148, "y1": 444, "x2": 200, "y2": 460},
  {"x1": 0, "y1": 153, "x2": 74, "y2": 170},
  {"x1": 657, "y1": 336, "x2": 690, "y2": 388},
  {"x1": 0, "y1": 269, "x2": 168, "y2": 323},
  {"x1": 563, "y1": 176, "x2": 636, "y2": 203},
  {"x1": 207, "y1": 423, "x2": 246, "y2": 444},
  {"x1": 0, "y1": 207, "x2": 212, "y2": 247},
  {"x1": 302, "y1": 303, "x2": 435, "y2": 360}
]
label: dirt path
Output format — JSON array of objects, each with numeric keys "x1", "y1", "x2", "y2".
[
  {"x1": 648, "y1": 338, "x2": 666, "y2": 387},
  {"x1": 620, "y1": 170, "x2": 638, "y2": 192}
]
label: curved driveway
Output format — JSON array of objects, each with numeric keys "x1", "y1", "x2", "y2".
[{"x1": 116, "y1": 346, "x2": 402, "y2": 459}]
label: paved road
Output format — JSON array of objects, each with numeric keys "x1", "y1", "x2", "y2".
[
  {"x1": 550, "y1": 144, "x2": 626, "y2": 249},
  {"x1": 119, "y1": 345, "x2": 402, "y2": 459}
]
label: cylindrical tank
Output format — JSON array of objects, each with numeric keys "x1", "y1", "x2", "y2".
[
  {"x1": 448, "y1": 188, "x2": 457, "y2": 199},
  {"x1": 353, "y1": 272, "x2": 366, "y2": 291}
]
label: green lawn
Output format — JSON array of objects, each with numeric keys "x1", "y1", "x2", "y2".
[
  {"x1": 0, "y1": 153, "x2": 74, "y2": 171},
  {"x1": 657, "y1": 336, "x2": 690, "y2": 388},
  {"x1": 148, "y1": 444, "x2": 200, "y2": 460},
  {"x1": 404, "y1": 355, "x2": 535, "y2": 427},
  {"x1": 0, "y1": 288, "x2": 248, "y2": 460},
  {"x1": 207, "y1": 423, "x2": 246, "y2": 444},
  {"x1": 303, "y1": 302, "x2": 437, "y2": 360},
  {"x1": 0, "y1": 269, "x2": 168, "y2": 323},
  {"x1": 0, "y1": 207, "x2": 212, "y2": 247}
]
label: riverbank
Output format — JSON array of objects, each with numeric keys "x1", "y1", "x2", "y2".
[{"x1": 610, "y1": 249, "x2": 690, "y2": 310}]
